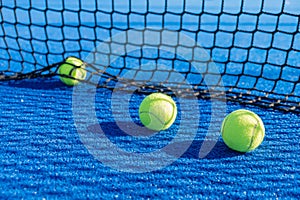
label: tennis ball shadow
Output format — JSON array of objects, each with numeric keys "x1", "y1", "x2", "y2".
[
  {"x1": 87, "y1": 123, "x2": 242, "y2": 159},
  {"x1": 162, "y1": 139, "x2": 242, "y2": 159},
  {"x1": 87, "y1": 122, "x2": 157, "y2": 138}
]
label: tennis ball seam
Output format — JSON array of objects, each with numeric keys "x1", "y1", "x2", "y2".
[
  {"x1": 139, "y1": 93, "x2": 177, "y2": 131},
  {"x1": 245, "y1": 121, "x2": 258, "y2": 152},
  {"x1": 222, "y1": 109, "x2": 264, "y2": 152},
  {"x1": 142, "y1": 97, "x2": 177, "y2": 128},
  {"x1": 165, "y1": 103, "x2": 176, "y2": 126},
  {"x1": 139, "y1": 111, "x2": 165, "y2": 125},
  {"x1": 139, "y1": 111, "x2": 165, "y2": 128},
  {"x1": 161, "y1": 99, "x2": 177, "y2": 126},
  {"x1": 68, "y1": 68, "x2": 75, "y2": 77},
  {"x1": 60, "y1": 67, "x2": 85, "y2": 81},
  {"x1": 59, "y1": 57, "x2": 86, "y2": 82}
]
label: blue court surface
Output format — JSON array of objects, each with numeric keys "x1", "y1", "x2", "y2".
[
  {"x1": 0, "y1": 80, "x2": 299, "y2": 199},
  {"x1": 0, "y1": 0, "x2": 300, "y2": 199}
]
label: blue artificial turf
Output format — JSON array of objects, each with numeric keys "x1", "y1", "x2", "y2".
[{"x1": 0, "y1": 78, "x2": 299, "y2": 199}]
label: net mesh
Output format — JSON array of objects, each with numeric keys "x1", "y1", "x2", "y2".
[{"x1": 0, "y1": 0, "x2": 300, "y2": 113}]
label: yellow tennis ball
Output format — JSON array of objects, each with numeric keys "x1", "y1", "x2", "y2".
[
  {"x1": 221, "y1": 109, "x2": 265, "y2": 152},
  {"x1": 139, "y1": 93, "x2": 177, "y2": 131},
  {"x1": 58, "y1": 57, "x2": 86, "y2": 86}
]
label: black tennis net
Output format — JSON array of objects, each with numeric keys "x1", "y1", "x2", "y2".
[{"x1": 0, "y1": 0, "x2": 299, "y2": 113}]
